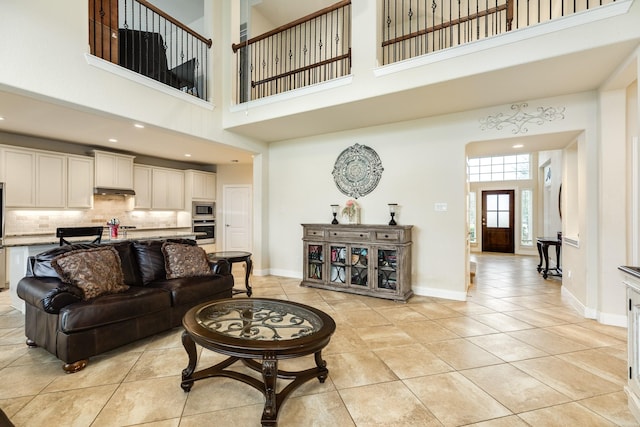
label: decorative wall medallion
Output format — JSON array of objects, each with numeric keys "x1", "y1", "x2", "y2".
[
  {"x1": 332, "y1": 144, "x2": 383, "y2": 199},
  {"x1": 480, "y1": 103, "x2": 566, "y2": 134}
]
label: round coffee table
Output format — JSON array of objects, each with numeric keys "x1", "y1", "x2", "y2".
[{"x1": 181, "y1": 298, "x2": 336, "y2": 426}]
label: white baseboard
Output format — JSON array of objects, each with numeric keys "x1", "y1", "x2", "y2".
[
  {"x1": 263, "y1": 269, "x2": 301, "y2": 279},
  {"x1": 412, "y1": 284, "x2": 467, "y2": 301},
  {"x1": 561, "y1": 286, "x2": 627, "y2": 327}
]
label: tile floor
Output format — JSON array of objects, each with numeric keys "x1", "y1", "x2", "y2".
[{"x1": 0, "y1": 253, "x2": 636, "y2": 426}]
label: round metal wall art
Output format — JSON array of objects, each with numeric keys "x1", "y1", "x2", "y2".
[{"x1": 332, "y1": 143, "x2": 384, "y2": 199}]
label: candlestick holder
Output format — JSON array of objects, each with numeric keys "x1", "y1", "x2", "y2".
[
  {"x1": 331, "y1": 204, "x2": 339, "y2": 224},
  {"x1": 388, "y1": 203, "x2": 398, "y2": 225}
]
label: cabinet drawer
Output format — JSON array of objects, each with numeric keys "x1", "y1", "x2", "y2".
[
  {"x1": 305, "y1": 228, "x2": 325, "y2": 238},
  {"x1": 376, "y1": 231, "x2": 401, "y2": 241},
  {"x1": 328, "y1": 230, "x2": 370, "y2": 240}
]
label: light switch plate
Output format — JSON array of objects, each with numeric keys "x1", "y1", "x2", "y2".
[{"x1": 435, "y1": 203, "x2": 448, "y2": 212}]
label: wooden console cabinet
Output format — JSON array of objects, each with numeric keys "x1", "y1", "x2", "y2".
[{"x1": 301, "y1": 224, "x2": 413, "y2": 301}]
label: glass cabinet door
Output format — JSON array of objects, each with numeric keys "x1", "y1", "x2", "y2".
[
  {"x1": 376, "y1": 248, "x2": 398, "y2": 291},
  {"x1": 350, "y1": 246, "x2": 368, "y2": 287},
  {"x1": 329, "y1": 246, "x2": 347, "y2": 285},
  {"x1": 307, "y1": 244, "x2": 324, "y2": 281}
]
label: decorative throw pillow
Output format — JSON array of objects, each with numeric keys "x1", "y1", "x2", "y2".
[
  {"x1": 51, "y1": 246, "x2": 129, "y2": 300},
  {"x1": 162, "y1": 242, "x2": 212, "y2": 279}
]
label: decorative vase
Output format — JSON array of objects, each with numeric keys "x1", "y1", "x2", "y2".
[{"x1": 347, "y1": 208, "x2": 360, "y2": 225}]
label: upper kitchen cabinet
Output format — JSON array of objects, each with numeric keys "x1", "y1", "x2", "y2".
[
  {"x1": 152, "y1": 167, "x2": 184, "y2": 210},
  {"x1": 36, "y1": 152, "x2": 66, "y2": 208},
  {"x1": 67, "y1": 155, "x2": 94, "y2": 208},
  {"x1": 3, "y1": 147, "x2": 37, "y2": 207},
  {"x1": 185, "y1": 170, "x2": 216, "y2": 201},
  {"x1": 133, "y1": 165, "x2": 152, "y2": 209},
  {"x1": 93, "y1": 150, "x2": 135, "y2": 190}
]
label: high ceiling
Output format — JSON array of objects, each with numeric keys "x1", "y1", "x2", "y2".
[{"x1": 0, "y1": 1, "x2": 637, "y2": 164}]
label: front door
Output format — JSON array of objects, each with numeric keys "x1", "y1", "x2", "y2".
[{"x1": 482, "y1": 190, "x2": 515, "y2": 253}]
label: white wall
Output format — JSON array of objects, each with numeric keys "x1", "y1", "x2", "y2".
[{"x1": 268, "y1": 92, "x2": 600, "y2": 302}]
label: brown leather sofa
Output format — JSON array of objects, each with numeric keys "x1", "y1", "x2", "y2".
[{"x1": 17, "y1": 239, "x2": 234, "y2": 373}]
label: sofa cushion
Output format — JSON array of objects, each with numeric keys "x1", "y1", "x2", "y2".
[
  {"x1": 59, "y1": 286, "x2": 171, "y2": 333},
  {"x1": 132, "y1": 239, "x2": 199, "y2": 285},
  {"x1": 147, "y1": 275, "x2": 234, "y2": 307},
  {"x1": 162, "y1": 242, "x2": 212, "y2": 279},
  {"x1": 29, "y1": 243, "x2": 100, "y2": 279},
  {"x1": 52, "y1": 246, "x2": 129, "y2": 300}
]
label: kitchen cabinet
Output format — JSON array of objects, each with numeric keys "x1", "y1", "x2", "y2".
[
  {"x1": 622, "y1": 266, "x2": 640, "y2": 423},
  {"x1": 3, "y1": 147, "x2": 36, "y2": 207},
  {"x1": 133, "y1": 165, "x2": 152, "y2": 209},
  {"x1": 36, "y1": 152, "x2": 66, "y2": 208},
  {"x1": 185, "y1": 170, "x2": 216, "y2": 201},
  {"x1": 301, "y1": 224, "x2": 413, "y2": 301},
  {"x1": 152, "y1": 167, "x2": 184, "y2": 210},
  {"x1": 93, "y1": 150, "x2": 135, "y2": 190},
  {"x1": 67, "y1": 155, "x2": 94, "y2": 208}
]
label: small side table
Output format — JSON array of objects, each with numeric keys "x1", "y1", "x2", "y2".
[
  {"x1": 536, "y1": 238, "x2": 562, "y2": 279},
  {"x1": 208, "y1": 251, "x2": 253, "y2": 296}
]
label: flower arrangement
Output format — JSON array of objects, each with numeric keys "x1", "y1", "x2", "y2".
[{"x1": 341, "y1": 200, "x2": 359, "y2": 221}]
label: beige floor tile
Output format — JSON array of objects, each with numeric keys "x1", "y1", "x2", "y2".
[
  {"x1": 557, "y1": 348, "x2": 627, "y2": 386},
  {"x1": 279, "y1": 391, "x2": 356, "y2": 427},
  {"x1": 441, "y1": 301, "x2": 496, "y2": 315},
  {"x1": 332, "y1": 308, "x2": 392, "y2": 328},
  {"x1": 576, "y1": 320, "x2": 628, "y2": 342},
  {"x1": 507, "y1": 328, "x2": 588, "y2": 354},
  {"x1": 182, "y1": 376, "x2": 265, "y2": 416},
  {"x1": 467, "y1": 333, "x2": 549, "y2": 362},
  {"x1": 44, "y1": 351, "x2": 142, "y2": 393},
  {"x1": 9, "y1": 384, "x2": 118, "y2": 427},
  {"x1": 579, "y1": 391, "x2": 639, "y2": 426},
  {"x1": 435, "y1": 317, "x2": 500, "y2": 337},
  {"x1": 179, "y1": 403, "x2": 264, "y2": 427},
  {"x1": 324, "y1": 351, "x2": 398, "y2": 389},
  {"x1": 340, "y1": 381, "x2": 441, "y2": 426},
  {"x1": 545, "y1": 324, "x2": 625, "y2": 348},
  {"x1": 461, "y1": 364, "x2": 571, "y2": 413},
  {"x1": 323, "y1": 325, "x2": 369, "y2": 354},
  {"x1": 426, "y1": 339, "x2": 503, "y2": 370},
  {"x1": 512, "y1": 356, "x2": 621, "y2": 400},
  {"x1": 91, "y1": 376, "x2": 188, "y2": 426},
  {"x1": 405, "y1": 372, "x2": 511, "y2": 426},
  {"x1": 518, "y1": 401, "x2": 617, "y2": 426},
  {"x1": 375, "y1": 306, "x2": 429, "y2": 323},
  {"x1": 374, "y1": 344, "x2": 452, "y2": 379},
  {"x1": 503, "y1": 309, "x2": 568, "y2": 327},
  {"x1": 353, "y1": 325, "x2": 416, "y2": 349},
  {"x1": 464, "y1": 415, "x2": 530, "y2": 426},
  {"x1": 0, "y1": 362, "x2": 61, "y2": 399},
  {"x1": 129, "y1": 419, "x2": 180, "y2": 427},
  {"x1": 124, "y1": 347, "x2": 189, "y2": 382},
  {"x1": 470, "y1": 312, "x2": 535, "y2": 332},
  {"x1": 410, "y1": 303, "x2": 463, "y2": 319},
  {"x1": 0, "y1": 396, "x2": 33, "y2": 420},
  {"x1": 400, "y1": 320, "x2": 460, "y2": 343}
]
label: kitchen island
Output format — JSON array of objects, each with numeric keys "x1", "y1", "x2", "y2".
[{"x1": 4, "y1": 228, "x2": 200, "y2": 312}]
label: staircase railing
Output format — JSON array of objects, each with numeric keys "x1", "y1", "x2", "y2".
[
  {"x1": 89, "y1": 0, "x2": 212, "y2": 100},
  {"x1": 382, "y1": 0, "x2": 617, "y2": 65},
  {"x1": 232, "y1": 0, "x2": 352, "y2": 103}
]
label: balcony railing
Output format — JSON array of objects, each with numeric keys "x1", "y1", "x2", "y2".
[
  {"x1": 382, "y1": 0, "x2": 617, "y2": 64},
  {"x1": 89, "y1": 0, "x2": 212, "y2": 100},
  {"x1": 232, "y1": 0, "x2": 352, "y2": 103}
]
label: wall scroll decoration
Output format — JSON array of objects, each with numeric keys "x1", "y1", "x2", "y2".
[
  {"x1": 332, "y1": 144, "x2": 383, "y2": 199},
  {"x1": 480, "y1": 103, "x2": 566, "y2": 134}
]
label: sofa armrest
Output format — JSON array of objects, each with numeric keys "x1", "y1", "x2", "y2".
[
  {"x1": 210, "y1": 259, "x2": 231, "y2": 276},
  {"x1": 17, "y1": 277, "x2": 83, "y2": 314}
]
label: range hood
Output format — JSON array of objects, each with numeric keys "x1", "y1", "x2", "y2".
[{"x1": 94, "y1": 187, "x2": 136, "y2": 196}]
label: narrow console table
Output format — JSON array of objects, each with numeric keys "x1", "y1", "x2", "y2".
[
  {"x1": 536, "y1": 237, "x2": 562, "y2": 279},
  {"x1": 301, "y1": 224, "x2": 413, "y2": 301}
]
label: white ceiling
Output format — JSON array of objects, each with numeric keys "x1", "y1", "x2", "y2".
[{"x1": 0, "y1": 1, "x2": 637, "y2": 165}]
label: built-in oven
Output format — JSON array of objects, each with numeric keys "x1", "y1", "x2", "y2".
[
  {"x1": 192, "y1": 219, "x2": 215, "y2": 245},
  {"x1": 192, "y1": 201, "x2": 215, "y2": 219}
]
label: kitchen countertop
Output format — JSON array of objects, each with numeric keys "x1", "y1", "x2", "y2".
[
  {"x1": 620, "y1": 266, "x2": 640, "y2": 280},
  {"x1": 2, "y1": 228, "x2": 202, "y2": 247}
]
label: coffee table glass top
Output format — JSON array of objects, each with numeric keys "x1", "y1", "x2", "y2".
[{"x1": 195, "y1": 299, "x2": 324, "y2": 341}]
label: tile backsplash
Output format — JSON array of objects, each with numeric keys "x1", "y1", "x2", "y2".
[{"x1": 5, "y1": 195, "x2": 188, "y2": 236}]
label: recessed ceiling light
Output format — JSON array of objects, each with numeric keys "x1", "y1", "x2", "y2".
[
  {"x1": 134, "y1": 123, "x2": 145, "y2": 129},
  {"x1": 184, "y1": 153, "x2": 192, "y2": 157},
  {"x1": 512, "y1": 144, "x2": 524, "y2": 148},
  {"x1": 108, "y1": 138, "x2": 118, "y2": 143},
  {"x1": 0, "y1": 116, "x2": 5, "y2": 121}
]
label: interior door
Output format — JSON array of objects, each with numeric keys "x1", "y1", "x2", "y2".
[
  {"x1": 222, "y1": 185, "x2": 252, "y2": 252},
  {"x1": 482, "y1": 190, "x2": 515, "y2": 253}
]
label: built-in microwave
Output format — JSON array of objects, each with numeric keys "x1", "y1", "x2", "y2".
[{"x1": 192, "y1": 201, "x2": 215, "y2": 219}]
